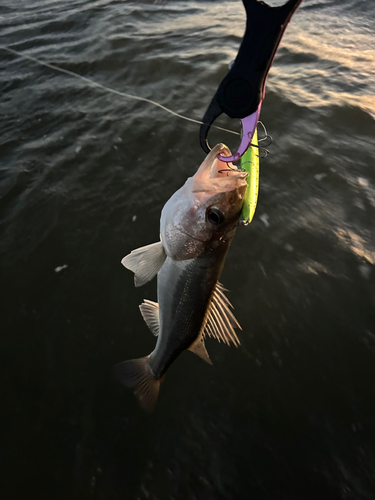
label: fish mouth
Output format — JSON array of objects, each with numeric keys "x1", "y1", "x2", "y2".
[
  {"x1": 192, "y1": 143, "x2": 248, "y2": 196},
  {"x1": 207, "y1": 144, "x2": 239, "y2": 179}
]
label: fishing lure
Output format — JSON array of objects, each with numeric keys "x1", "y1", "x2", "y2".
[
  {"x1": 241, "y1": 127, "x2": 259, "y2": 223},
  {"x1": 200, "y1": 0, "x2": 303, "y2": 162}
]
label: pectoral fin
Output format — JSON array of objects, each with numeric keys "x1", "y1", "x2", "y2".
[
  {"x1": 121, "y1": 241, "x2": 166, "y2": 287},
  {"x1": 188, "y1": 334, "x2": 212, "y2": 365},
  {"x1": 139, "y1": 299, "x2": 160, "y2": 336},
  {"x1": 202, "y1": 282, "x2": 241, "y2": 347}
]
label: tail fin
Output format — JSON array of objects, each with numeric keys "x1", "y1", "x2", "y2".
[{"x1": 114, "y1": 356, "x2": 162, "y2": 412}]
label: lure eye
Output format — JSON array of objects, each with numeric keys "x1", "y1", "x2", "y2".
[{"x1": 207, "y1": 206, "x2": 225, "y2": 225}]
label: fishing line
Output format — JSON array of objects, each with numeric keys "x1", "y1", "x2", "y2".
[{"x1": 0, "y1": 45, "x2": 240, "y2": 137}]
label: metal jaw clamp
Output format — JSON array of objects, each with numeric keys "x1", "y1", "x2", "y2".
[{"x1": 199, "y1": 0, "x2": 303, "y2": 162}]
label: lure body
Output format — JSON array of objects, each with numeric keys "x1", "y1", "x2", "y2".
[{"x1": 241, "y1": 127, "x2": 259, "y2": 223}]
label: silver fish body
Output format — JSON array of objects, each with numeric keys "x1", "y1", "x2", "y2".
[
  {"x1": 149, "y1": 239, "x2": 230, "y2": 378},
  {"x1": 115, "y1": 144, "x2": 247, "y2": 411}
]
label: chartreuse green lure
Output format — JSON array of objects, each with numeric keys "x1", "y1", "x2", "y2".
[{"x1": 241, "y1": 127, "x2": 259, "y2": 223}]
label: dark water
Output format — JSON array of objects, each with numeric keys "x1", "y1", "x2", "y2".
[{"x1": 1, "y1": 0, "x2": 375, "y2": 498}]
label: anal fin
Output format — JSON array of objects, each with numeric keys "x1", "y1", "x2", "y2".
[
  {"x1": 188, "y1": 334, "x2": 212, "y2": 365},
  {"x1": 121, "y1": 240, "x2": 166, "y2": 287}
]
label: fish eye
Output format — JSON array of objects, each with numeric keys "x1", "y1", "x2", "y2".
[{"x1": 207, "y1": 206, "x2": 225, "y2": 225}]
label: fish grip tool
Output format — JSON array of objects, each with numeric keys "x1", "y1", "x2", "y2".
[{"x1": 200, "y1": 0, "x2": 302, "y2": 163}]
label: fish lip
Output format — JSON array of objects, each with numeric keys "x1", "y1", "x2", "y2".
[
  {"x1": 178, "y1": 226, "x2": 207, "y2": 244},
  {"x1": 178, "y1": 225, "x2": 234, "y2": 245},
  {"x1": 208, "y1": 143, "x2": 233, "y2": 179}
]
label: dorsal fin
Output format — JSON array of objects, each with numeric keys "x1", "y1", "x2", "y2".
[
  {"x1": 121, "y1": 241, "x2": 166, "y2": 287},
  {"x1": 188, "y1": 334, "x2": 212, "y2": 365},
  {"x1": 139, "y1": 299, "x2": 160, "y2": 336},
  {"x1": 202, "y1": 282, "x2": 241, "y2": 347}
]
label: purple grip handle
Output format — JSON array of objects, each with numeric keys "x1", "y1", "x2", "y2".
[{"x1": 217, "y1": 107, "x2": 260, "y2": 163}]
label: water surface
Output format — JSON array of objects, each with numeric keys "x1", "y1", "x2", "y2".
[{"x1": 1, "y1": 1, "x2": 375, "y2": 498}]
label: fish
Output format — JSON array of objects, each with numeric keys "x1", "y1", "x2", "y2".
[{"x1": 115, "y1": 143, "x2": 248, "y2": 411}]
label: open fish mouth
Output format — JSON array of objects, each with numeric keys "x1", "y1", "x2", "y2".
[
  {"x1": 192, "y1": 143, "x2": 248, "y2": 198},
  {"x1": 207, "y1": 144, "x2": 242, "y2": 179}
]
